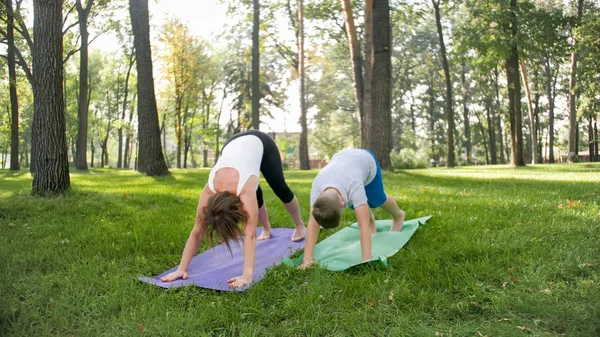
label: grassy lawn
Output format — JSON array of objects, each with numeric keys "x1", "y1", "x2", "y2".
[{"x1": 1, "y1": 164, "x2": 599, "y2": 336}]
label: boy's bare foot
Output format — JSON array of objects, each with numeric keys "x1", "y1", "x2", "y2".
[
  {"x1": 390, "y1": 210, "x2": 406, "y2": 232},
  {"x1": 257, "y1": 229, "x2": 272, "y2": 240},
  {"x1": 291, "y1": 226, "x2": 306, "y2": 241}
]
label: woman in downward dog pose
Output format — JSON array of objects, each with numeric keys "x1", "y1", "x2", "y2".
[{"x1": 161, "y1": 130, "x2": 306, "y2": 288}]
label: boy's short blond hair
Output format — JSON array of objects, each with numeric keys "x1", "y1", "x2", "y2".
[{"x1": 312, "y1": 194, "x2": 342, "y2": 229}]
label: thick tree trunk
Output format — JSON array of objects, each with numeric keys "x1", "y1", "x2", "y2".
[
  {"x1": 251, "y1": 0, "x2": 260, "y2": 129},
  {"x1": 31, "y1": 0, "x2": 70, "y2": 195},
  {"x1": 432, "y1": 0, "x2": 455, "y2": 167},
  {"x1": 365, "y1": 0, "x2": 392, "y2": 168},
  {"x1": 567, "y1": 0, "x2": 585, "y2": 163},
  {"x1": 504, "y1": 0, "x2": 524, "y2": 167},
  {"x1": 298, "y1": 0, "x2": 309, "y2": 170},
  {"x1": 519, "y1": 61, "x2": 538, "y2": 164},
  {"x1": 7, "y1": 0, "x2": 20, "y2": 170},
  {"x1": 340, "y1": 0, "x2": 366, "y2": 146},
  {"x1": 129, "y1": 0, "x2": 169, "y2": 176}
]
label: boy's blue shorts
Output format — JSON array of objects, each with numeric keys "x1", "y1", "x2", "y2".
[{"x1": 351, "y1": 149, "x2": 387, "y2": 209}]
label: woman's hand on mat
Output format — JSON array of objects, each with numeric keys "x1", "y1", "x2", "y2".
[
  {"x1": 298, "y1": 260, "x2": 317, "y2": 270},
  {"x1": 227, "y1": 275, "x2": 253, "y2": 288},
  {"x1": 160, "y1": 269, "x2": 188, "y2": 282}
]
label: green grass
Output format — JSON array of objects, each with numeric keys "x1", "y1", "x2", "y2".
[{"x1": 1, "y1": 164, "x2": 599, "y2": 336}]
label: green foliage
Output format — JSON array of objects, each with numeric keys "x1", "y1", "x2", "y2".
[
  {"x1": 390, "y1": 148, "x2": 429, "y2": 169},
  {"x1": 1, "y1": 165, "x2": 600, "y2": 336}
]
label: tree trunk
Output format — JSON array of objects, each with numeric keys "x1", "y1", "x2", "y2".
[
  {"x1": 74, "y1": 0, "x2": 94, "y2": 170},
  {"x1": 519, "y1": 61, "x2": 538, "y2": 164},
  {"x1": 432, "y1": 0, "x2": 455, "y2": 167},
  {"x1": 567, "y1": 0, "x2": 585, "y2": 163},
  {"x1": 117, "y1": 50, "x2": 134, "y2": 169},
  {"x1": 251, "y1": 0, "x2": 260, "y2": 129},
  {"x1": 543, "y1": 55, "x2": 556, "y2": 163},
  {"x1": 7, "y1": 0, "x2": 20, "y2": 170},
  {"x1": 124, "y1": 93, "x2": 137, "y2": 168},
  {"x1": 461, "y1": 62, "x2": 471, "y2": 164},
  {"x1": 340, "y1": 0, "x2": 366, "y2": 146},
  {"x1": 504, "y1": 0, "x2": 524, "y2": 167},
  {"x1": 31, "y1": 0, "x2": 70, "y2": 195},
  {"x1": 485, "y1": 99, "x2": 497, "y2": 164},
  {"x1": 588, "y1": 115, "x2": 594, "y2": 162},
  {"x1": 129, "y1": 0, "x2": 169, "y2": 176},
  {"x1": 298, "y1": 0, "x2": 309, "y2": 170},
  {"x1": 365, "y1": 0, "x2": 392, "y2": 168}
]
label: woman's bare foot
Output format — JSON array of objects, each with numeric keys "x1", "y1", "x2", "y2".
[
  {"x1": 390, "y1": 210, "x2": 406, "y2": 232},
  {"x1": 257, "y1": 228, "x2": 272, "y2": 240},
  {"x1": 291, "y1": 226, "x2": 306, "y2": 241}
]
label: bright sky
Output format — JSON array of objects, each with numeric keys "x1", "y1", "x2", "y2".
[{"x1": 88, "y1": 0, "x2": 302, "y2": 133}]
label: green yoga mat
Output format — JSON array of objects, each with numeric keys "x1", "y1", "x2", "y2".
[{"x1": 284, "y1": 216, "x2": 431, "y2": 271}]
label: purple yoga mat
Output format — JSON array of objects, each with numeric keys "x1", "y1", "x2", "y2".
[{"x1": 139, "y1": 227, "x2": 304, "y2": 291}]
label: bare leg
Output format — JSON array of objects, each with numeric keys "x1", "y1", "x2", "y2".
[
  {"x1": 380, "y1": 195, "x2": 405, "y2": 232},
  {"x1": 284, "y1": 195, "x2": 306, "y2": 241},
  {"x1": 369, "y1": 209, "x2": 377, "y2": 234},
  {"x1": 257, "y1": 203, "x2": 272, "y2": 240}
]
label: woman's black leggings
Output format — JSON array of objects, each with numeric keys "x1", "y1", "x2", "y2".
[{"x1": 222, "y1": 130, "x2": 295, "y2": 208}]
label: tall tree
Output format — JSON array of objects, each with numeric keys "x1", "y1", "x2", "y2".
[
  {"x1": 74, "y1": 0, "x2": 94, "y2": 171},
  {"x1": 340, "y1": 0, "x2": 365, "y2": 146},
  {"x1": 505, "y1": 0, "x2": 525, "y2": 166},
  {"x1": 298, "y1": 0, "x2": 309, "y2": 169},
  {"x1": 432, "y1": 0, "x2": 455, "y2": 167},
  {"x1": 129, "y1": 0, "x2": 169, "y2": 175},
  {"x1": 365, "y1": 0, "x2": 392, "y2": 168},
  {"x1": 567, "y1": 0, "x2": 585, "y2": 163},
  {"x1": 6, "y1": 0, "x2": 20, "y2": 170},
  {"x1": 31, "y1": 0, "x2": 70, "y2": 195},
  {"x1": 251, "y1": 0, "x2": 260, "y2": 129}
]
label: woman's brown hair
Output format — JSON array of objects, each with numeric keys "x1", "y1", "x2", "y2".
[{"x1": 202, "y1": 191, "x2": 248, "y2": 253}]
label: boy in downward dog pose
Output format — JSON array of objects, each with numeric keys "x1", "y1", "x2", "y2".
[
  {"x1": 161, "y1": 130, "x2": 306, "y2": 288},
  {"x1": 299, "y1": 148, "x2": 406, "y2": 269}
]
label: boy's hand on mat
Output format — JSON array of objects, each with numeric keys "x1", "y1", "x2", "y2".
[
  {"x1": 227, "y1": 275, "x2": 253, "y2": 288},
  {"x1": 298, "y1": 260, "x2": 317, "y2": 270},
  {"x1": 160, "y1": 269, "x2": 188, "y2": 282}
]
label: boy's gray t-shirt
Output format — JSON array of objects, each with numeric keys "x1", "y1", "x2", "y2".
[{"x1": 310, "y1": 148, "x2": 377, "y2": 209}]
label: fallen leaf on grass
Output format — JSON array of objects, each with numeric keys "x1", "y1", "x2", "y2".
[
  {"x1": 388, "y1": 291, "x2": 394, "y2": 302},
  {"x1": 369, "y1": 298, "x2": 375, "y2": 307},
  {"x1": 567, "y1": 198, "x2": 582, "y2": 207},
  {"x1": 540, "y1": 288, "x2": 552, "y2": 294},
  {"x1": 8, "y1": 223, "x2": 15, "y2": 227},
  {"x1": 123, "y1": 194, "x2": 129, "y2": 200},
  {"x1": 498, "y1": 318, "x2": 512, "y2": 323},
  {"x1": 587, "y1": 263, "x2": 598, "y2": 267},
  {"x1": 557, "y1": 204, "x2": 563, "y2": 209},
  {"x1": 476, "y1": 331, "x2": 489, "y2": 337},
  {"x1": 503, "y1": 282, "x2": 509, "y2": 288},
  {"x1": 137, "y1": 324, "x2": 145, "y2": 333},
  {"x1": 517, "y1": 326, "x2": 532, "y2": 333}
]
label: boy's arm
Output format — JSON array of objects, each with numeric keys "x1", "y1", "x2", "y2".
[
  {"x1": 227, "y1": 192, "x2": 259, "y2": 288},
  {"x1": 299, "y1": 210, "x2": 320, "y2": 269},
  {"x1": 160, "y1": 186, "x2": 211, "y2": 282},
  {"x1": 354, "y1": 204, "x2": 372, "y2": 262}
]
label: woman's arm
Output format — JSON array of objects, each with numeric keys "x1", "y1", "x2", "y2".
[
  {"x1": 226, "y1": 189, "x2": 259, "y2": 288},
  {"x1": 160, "y1": 186, "x2": 212, "y2": 282}
]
